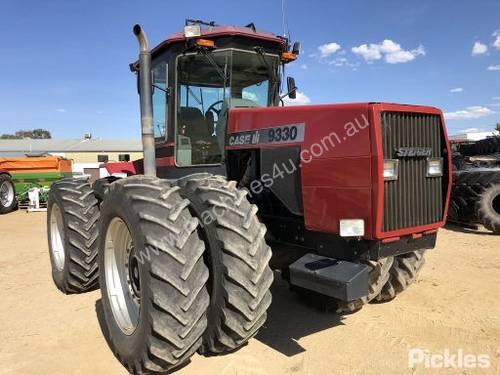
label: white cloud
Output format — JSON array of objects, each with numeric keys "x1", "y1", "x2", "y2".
[
  {"x1": 493, "y1": 31, "x2": 500, "y2": 50},
  {"x1": 351, "y1": 40, "x2": 425, "y2": 64},
  {"x1": 461, "y1": 127, "x2": 484, "y2": 133},
  {"x1": 351, "y1": 44, "x2": 381, "y2": 62},
  {"x1": 300, "y1": 64, "x2": 308, "y2": 70},
  {"x1": 329, "y1": 57, "x2": 359, "y2": 69},
  {"x1": 444, "y1": 106, "x2": 495, "y2": 120},
  {"x1": 472, "y1": 41, "x2": 488, "y2": 55},
  {"x1": 55, "y1": 108, "x2": 66, "y2": 113},
  {"x1": 318, "y1": 42, "x2": 341, "y2": 58},
  {"x1": 283, "y1": 91, "x2": 311, "y2": 106},
  {"x1": 493, "y1": 97, "x2": 500, "y2": 101},
  {"x1": 487, "y1": 64, "x2": 500, "y2": 71},
  {"x1": 450, "y1": 87, "x2": 464, "y2": 93}
]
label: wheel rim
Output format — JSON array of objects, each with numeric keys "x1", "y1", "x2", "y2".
[
  {"x1": 0, "y1": 180, "x2": 14, "y2": 208},
  {"x1": 104, "y1": 217, "x2": 141, "y2": 335},
  {"x1": 49, "y1": 203, "x2": 65, "y2": 271}
]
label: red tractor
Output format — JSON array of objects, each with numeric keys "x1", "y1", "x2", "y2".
[{"x1": 47, "y1": 20, "x2": 452, "y2": 374}]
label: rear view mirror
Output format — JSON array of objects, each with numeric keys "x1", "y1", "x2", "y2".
[{"x1": 287, "y1": 77, "x2": 297, "y2": 99}]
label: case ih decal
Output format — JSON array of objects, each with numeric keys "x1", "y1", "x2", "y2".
[{"x1": 227, "y1": 123, "x2": 305, "y2": 146}]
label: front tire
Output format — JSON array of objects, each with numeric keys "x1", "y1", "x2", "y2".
[
  {"x1": 47, "y1": 178, "x2": 100, "y2": 293},
  {"x1": 374, "y1": 250, "x2": 426, "y2": 302},
  {"x1": 337, "y1": 256, "x2": 394, "y2": 313},
  {"x1": 99, "y1": 176, "x2": 209, "y2": 374}
]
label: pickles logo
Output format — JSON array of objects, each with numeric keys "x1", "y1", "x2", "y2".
[{"x1": 408, "y1": 348, "x2": 491, "y2": 369}]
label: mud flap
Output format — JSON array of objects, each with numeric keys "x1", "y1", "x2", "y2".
[{"x1": 289, "y1": 254, "x2": 369, "y2": 301}]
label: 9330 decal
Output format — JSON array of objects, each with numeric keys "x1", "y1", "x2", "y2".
[{"x1": 227, "y1": 123, "x2": 305, "y2": 147}]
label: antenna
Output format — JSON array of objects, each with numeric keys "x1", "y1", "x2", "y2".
[
  {"x1": 281, "y1": 0, "x2": 292, "y2": 43},
  {"x1": 281, "y1": 0, "x2": 286, "y2": 37}
]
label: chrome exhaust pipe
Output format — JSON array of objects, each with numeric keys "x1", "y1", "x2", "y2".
[{"x1": 133, "y1": 24, "x2": 156, "y2": 177}]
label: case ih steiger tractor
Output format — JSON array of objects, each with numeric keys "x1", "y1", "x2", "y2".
[{"x1": 47, "y1": 20, "x2": 452, "y2": 374}]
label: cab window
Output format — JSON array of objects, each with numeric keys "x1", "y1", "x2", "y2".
[
  {"x1": 176, "y1": 51, "x2": 230, "y2": 166},
  {"x1": 152, "y1": 62, "x2": 168, "y2": 140},
  {"x1": 175, "y1": 50, "x2": 279, "y2": 166}
]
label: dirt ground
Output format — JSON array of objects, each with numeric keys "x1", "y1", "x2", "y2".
[{"x1": 0, "y1": 210, "x2": 499, "y2": 375}]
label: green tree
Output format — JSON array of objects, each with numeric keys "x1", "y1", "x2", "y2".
[
  {"x1": 496, "y1": 123, "x2": 500, "y2": 133},
  {"x1": 0, "y1": 128, "x2": 52, "y2": 139},
  {"x1": 31, "y1": 129, "x2": 52, "y2": 139}
]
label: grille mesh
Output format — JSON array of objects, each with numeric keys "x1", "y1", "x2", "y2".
[{"x1": 381, "y1": 112, "x2": 444, "y2": 232}]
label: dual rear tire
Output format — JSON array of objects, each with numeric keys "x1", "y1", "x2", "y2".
[{"x1": 47, "y1": 175, "x2": 272, "y2": 373}]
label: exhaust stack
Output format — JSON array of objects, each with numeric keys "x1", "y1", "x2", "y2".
[{"x1": 133, "y1": 24, "x2": 156, "y2": 177}]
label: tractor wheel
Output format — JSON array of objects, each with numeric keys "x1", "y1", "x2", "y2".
[
  {"x1": 179, "y1": 175, "x2": 273, "y2": 355},
  {"x1": 476, "y1": 136, "x2": 500, "y2": 155},
  {"x1": 449, "y1": 170, "x2": 500, "y2": 223},
  {"x1": 0, "y1": 174, "x2": 17, "y2": 214},
  {"x1": 98, "y1": 176, "x2": 209, "y2": 374},
  {"x1": 374, "y1": 250, "x2": 426, "y2": 302},
  {"x1": 47, "y1": 178, "x2": 100, "y2": 293},
  {"x1": 93, "y1": 176, "x2": 121, "y2": 202},
  {"x1": 476, "y1": 183, "x2": 500, "y2": 234},
  {"x1": 337, "y1": 256, "x2": 394, "y2": 313}
]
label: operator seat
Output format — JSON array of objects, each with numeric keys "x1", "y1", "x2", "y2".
[{"x1": 178, "y1": 107, "x2": 211, "y2": 143}]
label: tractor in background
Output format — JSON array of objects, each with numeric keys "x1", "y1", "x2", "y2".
[
  {"x1": 449, "y1": 136, "x2": 500, "y2": 233},
  {"x1": 47, "y1": 20, "x2": 452, "y2": 374}
]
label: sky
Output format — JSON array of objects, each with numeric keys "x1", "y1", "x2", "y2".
[{"x1": 0, "y1": 0, "x2": 499, "y2": 138}]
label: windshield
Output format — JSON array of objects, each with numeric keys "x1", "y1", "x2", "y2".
[{"x1": 176, "y1": 49, "x2": 279, "y2": 166}]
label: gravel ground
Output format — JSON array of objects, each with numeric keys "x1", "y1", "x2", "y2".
[{"x1": 0, "y1": 210, "x2": 499, "y2": 374}]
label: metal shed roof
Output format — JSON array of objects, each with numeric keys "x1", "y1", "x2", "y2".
[{"x1": 0, "y1": 139, "x2": 143, "y2": 153}]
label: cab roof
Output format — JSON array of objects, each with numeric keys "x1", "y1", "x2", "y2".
[
  {"x1": 130, "y1": 24, "x2": 288, "y2": 72},
  {"x1": 151, "y1": 25, "x2": 287, "y2": 55}
]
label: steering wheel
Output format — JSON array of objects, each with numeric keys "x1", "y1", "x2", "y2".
[
  {"x1": 205, "y1": 100, "x2": 224, "y2": 136},
  {"x1": 205, "y1": 100, "x2": 224, "y2": 118}
]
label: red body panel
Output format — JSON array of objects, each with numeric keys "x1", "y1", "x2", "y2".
[
  {"x1": 103, "y1": 157, "x2": 175, "y2": 175},
  {"x1": 103, "y1": 160, "x2": 143, "y2": 175},
  {"x1": 227, "y1": 102, "x2": 452, "y2": 241},
  {"x1": 0, "y1": 169, "x2": 11, "y2": 176}
]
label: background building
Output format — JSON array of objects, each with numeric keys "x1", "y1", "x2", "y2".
[
  {"x1": 448, "y1": 130, "x2": 499, "y2": 142},
  {"x1": 0, "y1": 137, "x2": 143, "y2": 178}
]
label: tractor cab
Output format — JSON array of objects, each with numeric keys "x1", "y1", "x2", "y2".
[{"x1": 130, "y1": 20, "x2": 299, "y2": 176}]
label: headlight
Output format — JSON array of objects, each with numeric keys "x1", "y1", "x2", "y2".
[
  {"x1": 339, "y1": 219, "x2": 365, "y2": 237},
  {"x1": 383, "y1": 159, "x2": 399, "y2": 181},
  {"x1": 427, "y1": 158, "x2": 443, "y2": 177}
]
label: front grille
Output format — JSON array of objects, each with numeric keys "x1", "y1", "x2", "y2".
[{"x1": 381, "y1": 112, "x2": 444, "y2": 232}]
